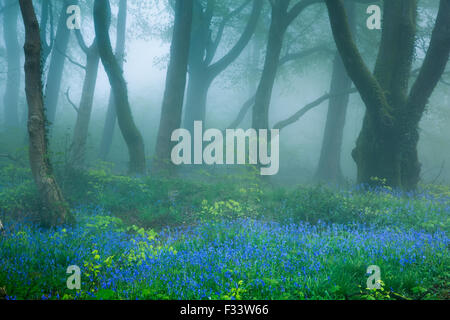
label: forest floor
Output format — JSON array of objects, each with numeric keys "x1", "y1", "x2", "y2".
[{"x1": 0, "y1": 165, "x2": 448, "y2": 300}]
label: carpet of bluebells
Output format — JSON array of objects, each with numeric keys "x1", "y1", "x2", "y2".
[
  {"x1": 0, "y1": 167, "x2": 449, "y2": 300},
  {"x1": 1, "y1": 198, "x2": 449, "y2": 300}
]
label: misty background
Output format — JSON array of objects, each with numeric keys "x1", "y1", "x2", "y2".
[{"x1": 0, "y1": 0, "x2": 449, "y2": 185}]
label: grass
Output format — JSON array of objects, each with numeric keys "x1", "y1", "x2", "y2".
[{"x1": 0, "y1": 165, "x2": 449, "y2": 300}]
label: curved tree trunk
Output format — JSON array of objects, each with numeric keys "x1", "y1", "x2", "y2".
[
  {"x1": 94, "y1": 0, "x2": 146, "y2": 175},
  {"x1": 98, "y1": 0, "x2": 127, "y2": 160},
  {"x1": 3, "y1": 0, "x2": 21, "y2": 128},
  {"x1": 155, "y1": 0, "x2": 194, "y2": 174},
  {"x1": 252, "y1": 3, "x2": 286, "y2": 130},
  {"x1": 20, "y1": 0, "x2": 72, "y2": 227}
]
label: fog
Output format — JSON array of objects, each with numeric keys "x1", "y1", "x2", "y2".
[{"x1": 1, "y1": 0, "x2": 449, "y2": 185}]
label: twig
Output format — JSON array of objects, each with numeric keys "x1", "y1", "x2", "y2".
[
  {"x1": 65, "y1": 87, "x2": 79, "y2": 113},
  {"x1": 56, "y1": 46, "x2": 86, "y2": 70}
]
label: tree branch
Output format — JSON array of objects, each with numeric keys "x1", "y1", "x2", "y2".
[
  {"x1": 228, "y1": 45, "x2": 333, "y2": 128},
  {"x1": 208, "y1": 0, "x2": 263, "y2": 79},
  {"x1": 65, "y1": 87, "x2": 79, "y2": 113},
  {"x1": 406, "y1": 0, "x2": 450, "y2": 122},
  {"x1": 56, "y1": 46, "x2": 86, "y2": 70},
  {"x1": 228, "y1": 94, "x2": 256, "y2": 129},
  {"x1": 279, "y1": 45, "x2": 333, "y2": 67},
  {"x1": 205, "y1": 0, "x2": 251, "y2": 65},
  {"x1": 273, "y1": 88, "x2": 357, "y2": 131}
]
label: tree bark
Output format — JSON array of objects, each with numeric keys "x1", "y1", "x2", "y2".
[
  {"x1": 154, "y1": 0, "x2": 193, "y2": 174},
  {"x1": 44, "y1": 0, "x2": 78, "y2": 124},
  {"x1": 3, "y1": 0, "x2": 21, "y2": 128},
  {"x1": 94, "y1": 0, "x2": 146, "y2": 175},
  {"x1": 98, "y1": 0, "x2": 127, "y2": 160},
  {"x1": 20, "y1": 0, "x2": 72, "y2": 227}
]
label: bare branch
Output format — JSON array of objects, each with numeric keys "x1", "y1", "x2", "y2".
[
  {"x1": 205, "y1": 0, "x2": 251, "y2": 65},
  {"x1": 65, "y1": 88, "x2": 79, "y2": 113},
  {"x1": 208, "y1": 0, "x2": 263, "y2": 78},
  {"x1": 56, "y1": 46, "x2": 86, "y2": 70},
  {"x1": 273, "y1": 88, "x2": 357, "y2": 131}
]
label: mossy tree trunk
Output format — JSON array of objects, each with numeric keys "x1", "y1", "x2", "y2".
[
  {"x1": 325, "y1": 0, "x2": 450, "y2": 190},
  {"x1": 94, "y1": 0, "x2": 146, "y2": 175},
  {"x1": 20, "y1": 0, "x2": 72, "y2": 227}
]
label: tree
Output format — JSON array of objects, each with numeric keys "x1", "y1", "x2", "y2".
[
  {"x1": 69, "y1": 30, "x2": 100, "y2": 167},
  {"x1": 40, "y1": 0, "x2": 55, "y2": 65},
  {"x1": 98, "y1": 0, "x2": 127, "y2": 160},
  {"x1": 94, "y1": 0, "x2": 146, "y2": 175},
  {"x1": 154, "y1": 0, "x2": 194, "y2": 174},
  {"x1": 3, "y1": 0, "x2": 21, "y2": 128},
  {"x1": 19, "y1": 0, "x2": 72, "y2": 226},
  {"x1": 252, "y1": 0, "x2": 321, "y2": 130},
  {"x1": 325, "y1": 0, "x2": 450, "y2": 189},
  {"x1": 183, "y1": 0, "x2": 263, "y2": 131},
  {"x1": 315, "y1": 0, "x2": 356, "y2": 184},
  {"x1": 44, "y1": 0, "x2": 78, "y2": 124}
]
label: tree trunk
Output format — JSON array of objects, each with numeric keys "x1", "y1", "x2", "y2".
[
  {"x1": 94, "y1": 0, "x2": 146, "y2": 175},
  {"x1": 3, "y1": 0, "x2": 21, "y2": 128},
  {"x1": 183, "y1": 0, "x2": 262, "y2": 129},
  {"x1": 155, "y1": 0, "x2": 193, "y2": 174},
  {"x1": 44, "y1": 0, "x2": 78, "y2": 124},
  {"x1": 70, "y1": 44, "x2": 100, "y2": 167},
  {"x1": 98, "y1": 0, "x2": 127, "y2": 160},
  {"x1": 183, "y1": 68, "x2": 211, "y2": 131},
  {"x1": 315, "y1": 54, "x2": 352, "y2": 184},
  {"x1": 401, "y1": 0, "x2": 450, "y2": 189},
  {"x1": 326, "y1": 0, "x2": 450, "y2": 189},
  {"x1": 252, "y1": 4, "x2": 286, "y2": 130},
  {"x1": 315, "y1": 1, "x2": 355, "y2": 184},
  {"x1": 19, "y1": 0, "x2": 72, "y2": 227}
]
